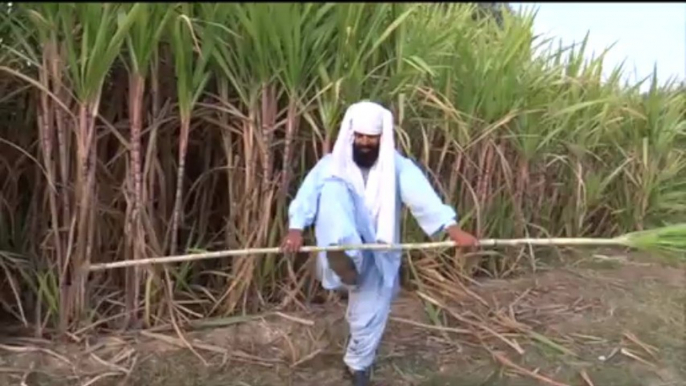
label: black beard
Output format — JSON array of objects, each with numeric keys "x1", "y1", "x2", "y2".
[{"x1": 352, "y1": 143, "x2": 379, "y2": 168}]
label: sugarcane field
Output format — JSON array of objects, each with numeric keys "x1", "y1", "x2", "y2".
[{"x1": 0, "y1": 2, "x2": 685, "y2": 386}]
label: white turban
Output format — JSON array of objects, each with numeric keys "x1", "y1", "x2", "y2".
[{"x1": 330, "y1": 101, "x2": 396, "y2": 244}]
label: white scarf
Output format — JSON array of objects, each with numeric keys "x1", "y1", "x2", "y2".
[{"x1": 330, "y1": 101, "x2": 397, "y2": 244}]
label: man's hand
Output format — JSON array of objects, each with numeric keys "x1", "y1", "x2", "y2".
[
  {"x1": 446, "y1": 224, "x2": 479, "y2": 247},
  {"x1": 280, "y1": 229, "x2": 303, "y2": 253}
]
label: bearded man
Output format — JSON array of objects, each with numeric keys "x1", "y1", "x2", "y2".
[{"x1": 280, "y1": 101, "x2": 477, "y2": 385}]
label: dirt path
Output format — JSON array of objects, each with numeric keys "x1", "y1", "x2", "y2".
[{"x1": 1, "y1": 252, "x2": 684, "y2": 386}]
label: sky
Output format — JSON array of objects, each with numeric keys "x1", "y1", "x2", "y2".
[{"x1": 515, "y1": 3, "x2": 686, "y2": 90}]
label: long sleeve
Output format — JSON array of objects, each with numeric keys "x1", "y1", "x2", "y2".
[
  {"x1": 397, "y1": 155, "x2": 457, "y2": 237},
  {"x1": 287, "y1": 156, "x2": 331, "y2": 230}
]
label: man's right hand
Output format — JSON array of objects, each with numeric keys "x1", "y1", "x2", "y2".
[{"x1": 280, "y1": 229, "x2": 303, "y2": 253}]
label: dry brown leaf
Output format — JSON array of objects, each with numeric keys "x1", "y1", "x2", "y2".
[
  {"x1": 620, "y1": 348, "x2": 657, "y2": 368},
  {"x1": 579, "y1": 369, "x2": 595, "y2": 386},
  {"x1": 272, "y1": 311, "x2": 314, "y2": 326},
  {"x1": 492, "y1": 351, "x2": 570, "y2": 386},
  {"x1": 622, "y1": 331, "x2": 659, "y2": 359}
]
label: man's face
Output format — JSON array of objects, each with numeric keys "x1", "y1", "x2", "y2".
[{"x1": 352, "y1": 132, "x2": 381, "y2": 168}]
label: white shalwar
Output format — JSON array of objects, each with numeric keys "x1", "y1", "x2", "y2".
[{"x1": 287, "y1": 153, "x2": 458, "y2": 371}]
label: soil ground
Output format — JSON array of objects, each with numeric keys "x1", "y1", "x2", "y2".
[{"x1": 0, "y1": 250, "x2": 684, "y2": 386}]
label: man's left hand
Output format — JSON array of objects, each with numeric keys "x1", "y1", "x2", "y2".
[{"x1": 446, "y1": 224, "x2": 479, "y2": 247}]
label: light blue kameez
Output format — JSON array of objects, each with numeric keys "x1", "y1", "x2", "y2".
[{"x1": 288, "y1": 151, "x2": 457, "y2": 371}]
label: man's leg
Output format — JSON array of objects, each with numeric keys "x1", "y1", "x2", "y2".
[
  {"x1": 314, "y1": 177, "x2": 366, "y2": 290},
  {"x1": 344, "y1": 266, "x2": 395, "y2": 371},
  {"x1": 313, "y1": 177, "x2": 396, "y2": 384}
]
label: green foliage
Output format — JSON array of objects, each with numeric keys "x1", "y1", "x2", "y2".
[{"x1": 0, "y1": 2, "x2": 684, "y2": 331}]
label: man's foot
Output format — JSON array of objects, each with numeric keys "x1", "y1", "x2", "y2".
[
  {"x1": 352, "y1": 369, "x2": 371, "y2": 386},
  {"x1": 327, "y1": 250, "x2": 358, "y2": 286},
  {"x1": 344, "y1": 366, "x2": 371, "y2": 386}
]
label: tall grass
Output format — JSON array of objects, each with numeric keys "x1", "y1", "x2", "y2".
[{"x1": 0, "y1": 3, "x2": 684, "y2": 334}]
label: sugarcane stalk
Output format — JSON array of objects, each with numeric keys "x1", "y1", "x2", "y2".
[
  {"x1": 88, "y1": 236, "x2": 627, "y2": 272},
  {"x1": 89, "y1": 222, "x2": 686, "y2": 272}
]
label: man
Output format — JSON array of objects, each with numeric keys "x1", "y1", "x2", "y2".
[{"x1": 280, "y1": 101, "x2": 477, "y2": 386}]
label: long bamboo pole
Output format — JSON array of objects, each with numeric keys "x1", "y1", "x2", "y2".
[{"x1": 87, "y1": 236, "x2": 627, "y2": 272}]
